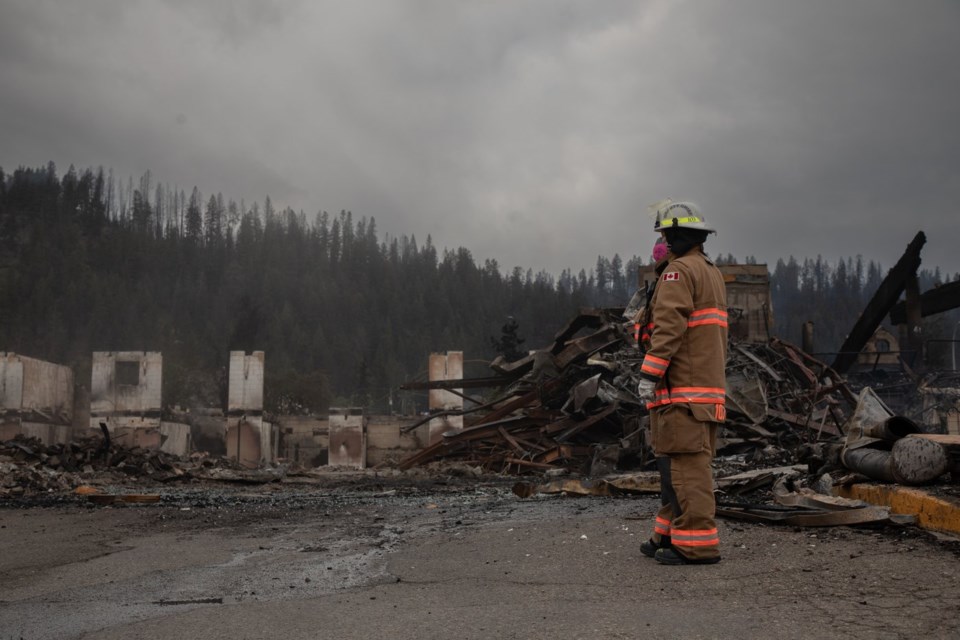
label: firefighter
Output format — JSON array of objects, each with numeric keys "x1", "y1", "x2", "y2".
[{"x1": 636, "y1": 200, "x2": 728, "y2": 565}]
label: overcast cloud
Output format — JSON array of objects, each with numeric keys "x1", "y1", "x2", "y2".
[{"x1": 2, "y1": 0, "x2": 959, "y2": 277}]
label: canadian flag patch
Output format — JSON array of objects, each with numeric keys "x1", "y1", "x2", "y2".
[{"x1": 663, "y1": 272, "x2": 681, "y2": 282}]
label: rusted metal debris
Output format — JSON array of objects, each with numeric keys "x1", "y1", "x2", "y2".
[{"x1": 399, "y1": 307, "x2": 861, "y2": 475}]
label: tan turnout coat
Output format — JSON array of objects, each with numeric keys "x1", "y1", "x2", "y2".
[{"x1": 639, "y1": 247, "x2": 728, "y2": 425}]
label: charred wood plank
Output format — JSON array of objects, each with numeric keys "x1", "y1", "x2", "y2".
[
  {"x1": 503, "y1": 457, "x2": 559, "y2": 470},
  {"x1": 400, "y1": 376, "x2": 515, "y2": 390},
  {"x1": 498, "y1": 426, "x2": 528, "y2": 457},
  {"x1": 902, "y1": 271, "x2": 924, "y2": 369},
  {"x1": 553, "y1": 326, "x2": 621, "y2": 369},
  {"x1": 535, "y1": 445, "x2": 573, "y2": 463},
  {"x1": 831, "y1": 231, "x2": 925, "y2": 374},
  {"x1": 548, "y1": 308, "x2": 606, "y2": 353},
  {"x1": 400, "y1": 391, "x2": 514, "y2": 434},
  {"x1": 512, "y1": 435, "x2": 548, "y2": 453},
  {"x1": 472, "y1": 379, "x2": 565, "y2": 426},
  {"x1": 765, "y1": 408, "x2": 842, "y2": 437},
  {"x1": 889, "y1": 279, "x2": 960, "y2": 324},
  {"x1": 734, "y1": 344, "x2": 783, "y2": 382},
  {"x1": 554, "y1": 405, "x2": 618, "y2": 442},
  {"x1": 489, "y1": 353, "x2": 535, "y2": 377},
  {"x1": 780, "y1": 344, "x2": 819, "y2": 388}
]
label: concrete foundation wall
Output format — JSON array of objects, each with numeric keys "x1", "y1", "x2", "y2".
[
  {"x1": 329, "y1": 408, "x2": 366, "y2": 468},
  {"x1": 188, "y1": 413, "x2": 228, "y2": 456},
  {"x1": 277, "y1": 414, "x2": 423, "y2": 468},
  {"x1": 0, "y1": 356, "x2": 21, "y2": 409},
  {"x1": 19, "y1": 423, "x2": 71, "y2": 445},
  {"x1": 366, "y1": 415, "x2": 425, "y2": 467},
  {"x1": 278, "y1": 416, "x2": 328, "y2": 467},
  {"x1": 90, "y1": 352, "x2": 162, "y2": 416},
  {"x1": 1, "y1": 353, "x2": 74, "y2": 420},
  {"x1": 1, "y1": 353, "x2": 75, "y2": 446},
  {"x1": 90, "y1": 352, "x2": 167, "y2": 453},
  {"x1": 107, "y1": 422, "x2": 191, "y2": 456},
  {"x1": 225, "y1": 415, "x2": 274, "y2": 467}
]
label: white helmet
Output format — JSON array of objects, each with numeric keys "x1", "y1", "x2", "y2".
[{"x1": 650, "y1": 200, "x2": 716, "y2": 234}]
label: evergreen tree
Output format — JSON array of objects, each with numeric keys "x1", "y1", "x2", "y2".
[
  {"x1": 2, "y1": 162, "x2": 957, "y2": 416},
  {"x1": 185, "y1": 187, "x2": 203, "y2": 243},
  {"x1": 490, "y1": 317, "x2": 526, "y2": 362}
]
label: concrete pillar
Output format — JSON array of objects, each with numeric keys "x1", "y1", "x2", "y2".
[
  {"x1": 226, "y1": 351, "x2": 270, "y2": 465},
  {"x1": 428, "y1": 351, "x2": 464, "y2": 445}
]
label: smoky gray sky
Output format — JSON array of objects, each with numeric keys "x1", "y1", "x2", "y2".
[{"x1": 2, "y1": 0, "x2": 959, "y2": 278}]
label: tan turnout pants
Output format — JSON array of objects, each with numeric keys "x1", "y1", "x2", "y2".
[{"x1": 648, "y1": 404, "x2": 720, "y2": 561}]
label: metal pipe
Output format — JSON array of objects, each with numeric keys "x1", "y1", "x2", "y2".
[
  {"x1": 863, "y1": 416, "x2": 921, "y2": 442},
  {"x1": 843, "y1": 438, "x2": 950, "y2": 486},
  {"x1": 890, "y1": 437, "x2": 950, "y2": 485},
  {"x1": 841, "y1": 447, "x2": 895, "y2": 482}
]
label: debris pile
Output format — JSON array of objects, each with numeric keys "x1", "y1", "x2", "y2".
[
  {"x1": 0, "y1": 434, "x2": 284, "y2": 498},
  {"x1": 400, "y1": 308, "x2": 859, "y2": 475},
  {"x1": 838, "y1": 387, "x2": 960, "y2": 485}
]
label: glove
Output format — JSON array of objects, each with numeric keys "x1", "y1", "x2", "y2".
[{"x1": 636, "y1": 378, "x2": 656, "y2": 405}]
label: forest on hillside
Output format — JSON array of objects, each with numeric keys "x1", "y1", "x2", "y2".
[{"x1": 1, "y1": 164, "x2": 957, "y2": 415}]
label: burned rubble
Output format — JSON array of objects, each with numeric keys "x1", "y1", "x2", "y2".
[
  {"x1": 0, "y1": 431, "x2": 287, "y2": 500},
  {"x1": 398, "y1": 302, "x2": 960, "y2": 528},
  {"x1": 399, "y1": 306, "x2": 859, "y2": 475},
  {"x1": 397, "y1": 231, "x2": 960, "y2": 519}
]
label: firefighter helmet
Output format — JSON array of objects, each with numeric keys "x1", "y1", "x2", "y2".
[{"x1": 650, "y1": 200, "x2": 716, "y2": 234}]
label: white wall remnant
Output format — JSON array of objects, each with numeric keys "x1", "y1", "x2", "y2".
[
  {"x1": 0, "y1": 353, "x2": 74, "y2": 445},
  {"x1": 88, "y1": 352, "x2": 187, "y2": 453},
  {"x1": 90, "y1": 351, "x2": 162, "y2": 417},
  {"x1": 328, "y1": 407, "x2": 366, "y2": 468},
  {"x1": 427, "y1": 351, "x2": 464, "y2": 445},
  {"x1": 225, "y1": 351, "x2": 272, "y2": 466},
  {"x1": 228, "y1": 350, "x2": 264, "y2": 412}
]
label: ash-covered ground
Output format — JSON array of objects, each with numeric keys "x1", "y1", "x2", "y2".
[{"x1": 2, "y1": 471, "x2": 960, "y2": 640}]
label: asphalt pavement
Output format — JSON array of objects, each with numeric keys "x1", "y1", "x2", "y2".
[{"x1": 1, "y1": 481, "x2": 958, "y2": 640}]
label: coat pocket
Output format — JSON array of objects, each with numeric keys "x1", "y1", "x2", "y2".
[
  {"x1": 689, "y1": 402, "x2": 725, "y2": 423},
  {"x1": 651, "y1": 405, "x2": 708, "y2": 455}
]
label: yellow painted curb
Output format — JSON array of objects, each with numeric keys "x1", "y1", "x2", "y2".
[{"x1": 837, "y1": 484, "x2": 960, "y2": 535}]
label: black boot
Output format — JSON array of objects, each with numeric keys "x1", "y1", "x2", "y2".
[
  {"x1": 654, "y1": 547, "x2": 721, "y2": 565},
  {"x1": 640, "y1": 536, "x2": 670, "y2": 558}
]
